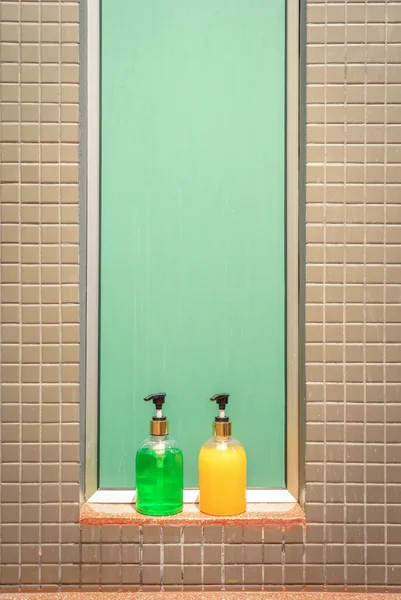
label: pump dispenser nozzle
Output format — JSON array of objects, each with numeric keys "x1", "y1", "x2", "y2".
[
  {"x1": 144, "y1": 393, "x2": 168, "y2": 436},
  {"x1": 210, "y1": 393, "x2": 232, "y2": 437}
]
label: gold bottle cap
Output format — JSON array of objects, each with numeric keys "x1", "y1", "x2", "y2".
[
  {"x1": 150, "y1": 419, "x2": 169, "y2": 436},
  {"x1": 213, "y1": 421, "x2": 232, "y2": 437}
]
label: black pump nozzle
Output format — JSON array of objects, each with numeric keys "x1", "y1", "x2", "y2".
[
  {"x1": 144, "y1": 393, "x2": 168, "y2": 435},
  {"x1": 210, "y1": 393, "x2": 230, "y2": 423},
  {"x1": 144, "y1": 393, "x2": 166, "y2": 412},
  {"x1": 210, "y1": 393, "x2": 229, "y2": 411}
]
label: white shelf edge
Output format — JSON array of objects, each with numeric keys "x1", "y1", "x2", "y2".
[{"x1": 87, "y1": 488, "x2": 297, "y2": 504}]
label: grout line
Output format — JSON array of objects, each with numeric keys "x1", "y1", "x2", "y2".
[
  {"x1": 38, "y1": 0, "x2": 43, "y2": 589},
  {"x1": 160, "y1": 525, "x2": 164, "y2": 591},
  {"x1": 58, "y1": 0, "x2": 63, "y2": 588},
  {"x1": 78, "y1": 525, "x2": 82, "y2": 592},
  {"x1": 363, "y1": 0, "x2": 368, "y2": 591},
  {"x1": 139, "y1": 525, "x2": 143, "y2": 590},
  {"x1": 302, "y1": 525, "x2": 306, "y2": 591},
  {"x1": 99, "y1": 527, "x2": 103, "y2": 591},
  {"x1": 322, "y1": 0, "x2": 328, "y2": 591},
  {"x1": 261, "y1": 526, "x2": 265, "y2": 591},
  {"x1": 0, "y1": 0, "x2": 3, "y2": 587},
  {"x1": 383, "y1": 0, "x2": 388, "y2": 591},
  {"x1": 221, "y1": 527, "x2": 225, "y2": 591},
  {"x1": 343, "y1": 0, "x2": 348, "y2": 591},
  {"x1": 180, "y1": 527, "x2": 184, "y2": 591},
  {"x1": 200, "y1": 526, "x2": 205, "y2": 590},
  {"x1": 17, "y1": 0, "x2": 22, "y2": 590},
  {"x1": 241, "y1": 529, "x2": 244, "y2": 591},
  {"x1": 119, "y1": 525, "x2": 123, "y2": 591}
]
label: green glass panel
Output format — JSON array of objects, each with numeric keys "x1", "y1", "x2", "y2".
[{"x1": 100, "y1": 0, "x2": 286, "y2": 488}]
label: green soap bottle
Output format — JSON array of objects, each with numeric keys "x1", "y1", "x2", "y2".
[{"x1": 135, "y1": 393, "x2": 184, "y2": 516}]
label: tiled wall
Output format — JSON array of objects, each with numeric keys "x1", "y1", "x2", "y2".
[{"x1": 0, "y1": 0, "x2": 400, "y2": 593}]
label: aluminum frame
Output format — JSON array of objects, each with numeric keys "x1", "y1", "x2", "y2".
[{"x1": 80, "y1": 0, "x2": 304, "y2": 504}]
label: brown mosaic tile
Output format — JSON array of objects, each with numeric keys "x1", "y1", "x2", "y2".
[{"x1": 1, "y1": 0, "x2": 401, "y2": 592}]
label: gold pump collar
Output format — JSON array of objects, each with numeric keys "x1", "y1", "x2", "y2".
[
  {"x1": 213, "y1": 421, "x2": 232, "y2": 437},
  {"x1": 150, "y1": 419, "x2": 169, "y2": 436}
]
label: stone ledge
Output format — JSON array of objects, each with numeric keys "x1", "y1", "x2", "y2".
[
  {"x1": 0, "y1": 592, "x2": 399, "y2": 600},
  {"x1": 79, "y1": 502, "x2": 305, "y2": 527}
]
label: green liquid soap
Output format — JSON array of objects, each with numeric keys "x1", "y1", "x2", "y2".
[{"x1": 136, "y1": 443, "x2": 184, "y2": 516}]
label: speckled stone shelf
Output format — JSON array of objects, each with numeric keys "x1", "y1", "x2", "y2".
[
  {"x1": 0, "y1": 592, "x2": 399, "y2": 599},
  {"x1": 79, "y1": 502, "x2": 305, "y2": 527}
]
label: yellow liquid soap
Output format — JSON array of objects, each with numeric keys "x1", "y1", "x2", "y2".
[{"x1": 199, "y1": 440, "x2": 246, "y2": 516}]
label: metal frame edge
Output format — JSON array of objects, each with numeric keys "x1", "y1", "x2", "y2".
[
  {"x1": 297, "y1": 0, "x2": 307, "y2": 508},
  {"x1": 78, "y1": 0, "x2": 88, "y2": 504},
  {"x1": 80, "y1": 0, "x2": 100, "y2": 501},
  {"x1": 82, "y1": 0, "x2": 304, "y2": 503},
  {"x1": 286, "y1": 0, "x2": 303, "y2": 503}
]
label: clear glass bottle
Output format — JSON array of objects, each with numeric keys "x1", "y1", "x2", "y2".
[
  {"x1": 199, "y1": 393, "x2": 246, "y2": 516},
  {"x1": 135, "y1": 393, "x2": 184, "y2": 516}
]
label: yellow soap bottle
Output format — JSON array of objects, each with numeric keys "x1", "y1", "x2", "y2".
[{"x1": 198, "y1": 393, "x2": 246, "y2": 516}]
